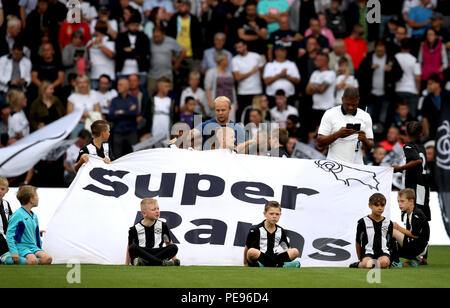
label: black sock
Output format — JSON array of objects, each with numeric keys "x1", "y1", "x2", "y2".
[{"x1": 276, "y1": 251, "x2": 291, "y2": 266}]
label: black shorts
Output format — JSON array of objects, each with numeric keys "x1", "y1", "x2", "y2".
[
  {"x1": 0, "y1": 236, "x2": 8, "y2": 256},
  {"x1": 399, "y1": 240, "x2": 427, "y2": 260},
  {"x1": 248, "y1": 253, "x2": 279, "y2": 268}
]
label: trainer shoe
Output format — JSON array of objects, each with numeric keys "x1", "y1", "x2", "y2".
[
  {"x1": 419, "y1": 259, "x2": 428, "y2": 266},
  {"x1": 174, "y1": 259, "x2": 181, "y2": 266},
  {"x1": 133, "y1": 257, "x2": 148, "y2": 266},
  {"x1": 403, "y1": 259, "x2": 419, "y2": 268},
  {"x1": 390, "y1": 261, "x2": 403, "y2": 268},
  {"x1": 349, "y1": 262, "x2": 360, "y2": 268},
  {"x1": 282, "y1": 261, "x2": 301, "y2": 268},
  {"x1": 162, "y1": 259, "x2": 177, "y2": 266}
]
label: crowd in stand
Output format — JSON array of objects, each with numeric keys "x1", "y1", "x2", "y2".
[{"x1": 0, "y1": 0, "x2": 448, "y2": 188}]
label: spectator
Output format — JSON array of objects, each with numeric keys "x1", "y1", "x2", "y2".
[
  {"x1": 328, "y1": 38, "x2": 354, "y2": 75},
  {"x1": 205, "y1": 52, "x2": 238, "y2": 121},
  {"x1": 19, "y1": 0, "x2": 38, "y2": 29},
  {"x1": 246, "y1": 108, "x2": 265, "y2": 140},
  {"x1": 306, "y1": 52, "x2": 336, "y2": 129},
  {"x1": 167, "y1": 0, "x2": 203, "y2": 87},
  {"x1": 421, "y1": 74, "x2": 443, "y2": 139},
  {"x1": 86, "y1": 20, "x2": 116, "y2": 90},
  {"x1": 0, "y1": 43, "x2": 32, "y2": 96},
  {"x1": 201, "y1": 0, "x2": 227, "y2": 48},
  {"x1": 58, "y1": 18, "x2": 91, "y2": 53},
  {"x1": 387, "y1": 101, "x2": 414, "y2": 142},
  {"x1": 286, "y1": 136, "x2": 297, "y2": 156},
  {"x1": 425, "y1": 140, "x2": 438, "y2": 192},
  {"x1": 296, "y1": 36, "x2": 319, "y2": 95},
  {"x1": 263, "y1": 45, "x2": 300, "y2": 102},
  {"x1": 7, "y1": 90, "x2": 29, "y2": 144},
  {"x1": 369, "y1": 145, "x2": 387, "y2": 166},
  {"x1": 30, "y1": 42, "x2": 65, "y2": 100},
  {"x1": 379, "y1": 126, "x2": 402, "y2": 152},
  {"x1": 194, "y1": 96, "x2": 246, "y2": 148},
  {"x1": 358, "y1": 40, "x2": 403, "y2": 124},
  {"x1": 128, "y1": 73, "x2": 149, "y2": 135},
  {"x1": 289, "y1": 0, "x2": 317, "y2": 36},
  {"x1": 224, "y1": 0, "x2": 248, "y2": 50},
  {"x1": 143, "y1": 6, "x2": 167, "y2": 40},
  {"x1": 179, "y1": 96, "x2": 198, "y2": 129},
  {"x1": 148, "y1": 26, "x2": 186, "y2": 96},
  {"x1": 144, "y1": 76, "x2": 177, "y2": 141},
  {"x1": 94, "y1": 74, "x2": 118, "y2": 120},
  {"x1": 395, "y1": 39, "x2": 422, "y2": 118},
  {"x1": 418, "y1": 28, "x2": 448, "y2": 86},
  {"x1": 385, "y1": 24, "x2": 407, "y2": 57},
  {"x1": 305, "y1": 13, "x2": 335, "y2": 48},
  {"x1": 431, "y1": 11, "x2": 450, "y2": 44},
  {"x1": 317, "y1": 87, "x2": 374, "y2": 165},
  {"x1": 269, "y1": 89, "x2": 298, "y2": 128},
  {"x1": 143, "y1": 0, "x2": 174, "y2": 21},
  {"x1": 269, "y1": 127, "x2": 289, "y2": 157},
  {"x1": 408, "y1": 0, "x2": 433, "y2": 55},
  {"x1": 116, "y1": 13, "x2": 151, "y2": 88},
  {"x1": 344, "y1": 24, "x2": 367, "y2": 71},
  {"x1": 237, "y1": 0, "x2": 268, "y2": 56},
  {"x1": 118, "y1": 5, "x2": 138, "y2": 34},
  {"x1": 240, "y1": 94, "x2": 271, "y2": 125},
  {"x1": 62, "y1": 30, "x2": 87, "y2": 82},
  {"x1": 66, "y1": 75, "x2": 102, "y2": 137},
  {"x1": 335, "y1": 57, "x2": 359, "y2": 106},
  {"x1": 325, "y1": 0, "x2": 347, "y2": 39},
  {"x1": 109, "y1": 78, "x2": 139, "y2": 158},
  {"x1": 24, "y1": 0, "x2": 51, "y2": 60},
  {"x1": 286, "y1": 114, "x2": 301, "y2": 140},
  {"x1": 78, "y1": 0, "x2": 97, "y2": 24},
  {"x1": 0, "y1": 15, "x2": 25, "y2": 58},
  {"x1": 64, "y1": 129, "x2": 91, "y2": 185},
  {"x1": 29, "y1": 81, "x2": 64, "y2": 132},
  {"x1": 257, "y1": 0, "x2": 289, "y2": 38},
  {"x1": 180, "y1": 71, "x2": 210, "y2": 117},
  {"x1": 267, "y1": 15, "x2": 301, "y2": 62},
  {"x1": 201, "y1": 32, "x2": 233, "y2": 74},
  {"x1": 0, "y1": 104, "x2": 11, "y2": 147},
  {"x1": 298, "y1": 18, "x2": 330, "y2": 57},
  {"x1": 90, "y1": 6, "x2": 118, "y2": 40},
  {"x1": 232, "y1": 40, "x2": 264, "y2": 120}
]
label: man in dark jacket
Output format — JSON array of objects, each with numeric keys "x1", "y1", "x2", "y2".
[
  {"x1": 358, "y1": 40, "x2": 403, "y2": 126},
  {"x1": 116, "y1": 13, "x2": 151, "y2": 85}
]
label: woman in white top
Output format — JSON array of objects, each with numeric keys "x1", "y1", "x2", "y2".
[
  {"x1": 67, "y1": 75, "x2": 101, "y2": 137},
  {"x1": 7, "y1": 90, "x2": 29, "y2": 144}
]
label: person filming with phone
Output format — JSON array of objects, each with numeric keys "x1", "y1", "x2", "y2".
[{"x1": 317, "y1": 87, "x2": 374, "y2": 165}]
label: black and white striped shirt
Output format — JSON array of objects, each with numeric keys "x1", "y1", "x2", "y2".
[
  {"x1": 128, "y1": 220, "x2": 171, "y2": 249},
  {"x1": 245, "y1": 221, "x2": 290, "y2": 255},
  {"x1": 76, "y1": 141, "x2": 114, "y2": 163},
  {"x1": 356, "y1": 216, "x2": 393, "y2": 258},
  {"x1": 0, "y1": 199, "x2": 12, "y2": 239}
]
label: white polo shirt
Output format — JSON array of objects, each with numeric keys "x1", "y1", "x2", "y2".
[
  {"x1": 270, "y1": 105, "x2": 298, "y2": 128},
  {"x1": 263, "y1": 60, "x2": 300, "y2": 97},
  {"x1": 318, "y1": 106, "x2": 373, "y2": 165},
  {"x1": 231, "y1": 52, "x2": 264, "y2": 95},
  {"x1": 309, "y1": 69, "x2": 336, "y2": 110}
]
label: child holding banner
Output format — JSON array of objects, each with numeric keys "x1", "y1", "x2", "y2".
[
  {"x1": 2, "y1": 185, "x2": 52, "y2": 265},
  {"x1": 244, "y1": 201, "x2": 300, "y2": 268},
  {"x1": 126, "y1": 198, "x2": 180, "y2": 266},
  {"x1": 74, "y1": 120, "x2": 114, "y2": 173},
  {"x1": 0, "y1": 176, "x2": 12, "y2": 258}
]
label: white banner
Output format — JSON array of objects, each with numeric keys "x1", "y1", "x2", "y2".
[
  {"x1": 0, "y1": 111, "x2": 82, "y2": 177},
  {"x1": 44, "y1": 148, "x2": 394, "y2": 267}
]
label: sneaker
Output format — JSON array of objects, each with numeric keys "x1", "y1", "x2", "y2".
[
  {"x1": 133, "y1": 257, "x2": 148, "y2": 266},
  {"x1": 403, "y1": 259, "x2": 419, "y2": 268},
  {"x1": 162, "y1": 259, "x2": 176, "y2": 266},
  {"x1": 390, "y1": 261, "x2": 403, "y2": 268},
  {"x1": 282, "y1": 261, "x2": 301, "y2": 268},
  {"x1": 174, "y1": 259, "x2": 181, "y2": 266},
  {"x1": 256, "y1": 261, "x2": 264, "y2": 267},
  {"x1": 419, "y1": 259, "x2": 428, "y2": 266},
  {"x1": 349, "y1": 261, "x2": 360, "y2": 268}
]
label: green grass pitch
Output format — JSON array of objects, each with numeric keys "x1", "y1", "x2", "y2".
[{"x1": 1, "y1": 246, "x2": 449, "y2": 288}]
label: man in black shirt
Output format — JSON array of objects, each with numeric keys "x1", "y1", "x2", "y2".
[
  {"x1": 244, "y1": 201, "x2": 300, "y2": 267},
  {"x1": 393, "y1": 121, "x2": 431, "y2": 221},
  {"x1": 126, "y1": 198, "x2": 180, "y2": 266},
  {"x1": 267, "y1": 15, "x2": 302, "y2": 62},
  {"x1": 392, "y1": 189, "x2": 430, "y2": 266},
  {"x1": 237, "y1": 0, "x2": 268, "y2": 55}
]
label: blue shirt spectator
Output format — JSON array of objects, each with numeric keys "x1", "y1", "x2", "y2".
[
  {"x1": 408, "y1": 5, "x2": 433, "y2": 36},
  {"x1": 201, "y1": 47, "x2": 233, "y2": 72},
  {"x1": 109, "y1": 94, "x2": 139, "y2": 134}
]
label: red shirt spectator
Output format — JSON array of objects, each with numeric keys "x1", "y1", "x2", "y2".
[
  {"x1": 344, "y1": 24, "x2": 367, "y2": 70},
  {"x1": 58, "y1": 21, "x2": 91, "y2": 52}
]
